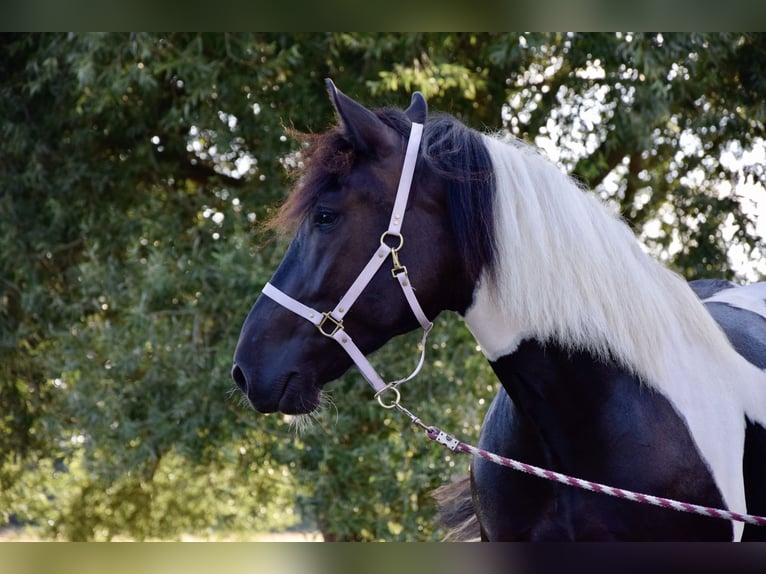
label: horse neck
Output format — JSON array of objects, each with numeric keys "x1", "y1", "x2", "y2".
[
  {"x1": 487, "y1": 339, "x2": 666, "y2": 459},
  {"x1": 462, "y1": 134, "x2": 763, "y2": 531}
]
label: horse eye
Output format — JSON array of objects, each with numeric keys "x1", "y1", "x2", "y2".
[{"x1": 313, "y1": 209, "x2": 339, "y2": 229}]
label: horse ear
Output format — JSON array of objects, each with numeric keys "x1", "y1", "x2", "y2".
[
  {"x1": 405, "y1": 91, "x2": 427, "y2": 124},
  {"x1": 325, "y1": 78, "x2": 397, "y2": 156}
]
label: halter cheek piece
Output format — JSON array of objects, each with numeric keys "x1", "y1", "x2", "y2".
[{"x1": 261, "y1": 122, "x2": 433, "y2": 407}]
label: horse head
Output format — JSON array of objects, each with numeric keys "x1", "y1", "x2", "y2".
[{"x1": 232, "y1": 81, "x2": 485, "y2": 414}]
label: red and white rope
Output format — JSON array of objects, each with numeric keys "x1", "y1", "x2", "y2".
[{"x1": 425, "y1": 426, "x2": 766, "y2": 527}]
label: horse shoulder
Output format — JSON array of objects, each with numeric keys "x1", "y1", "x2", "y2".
[{"x1": 472, "y1": 386, "x2": 574, "y2": 540}]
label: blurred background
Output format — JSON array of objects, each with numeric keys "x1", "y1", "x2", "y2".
[{"x1": 1, "y1": 32, "x2": 764, "y2": 541}]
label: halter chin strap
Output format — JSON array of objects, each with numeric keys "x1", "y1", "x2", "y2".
[{"x1": 261, "y1": 122, "x2": 433, "y2": 400}]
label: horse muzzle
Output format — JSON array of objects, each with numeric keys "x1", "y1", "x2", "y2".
[{"x1": 231, "y1": 361, "x2": 320, "y2": 415}]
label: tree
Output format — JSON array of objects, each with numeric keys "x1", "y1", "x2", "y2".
[
  {"x1": 367, "y1": 32, "x2": 766, "y2": 278},
  {"x1": 1, "y1": 32, "x2": 313, "y2": 540},
  {"x1": 1, "y1": 32, "x2": 764, "y2": 541}
]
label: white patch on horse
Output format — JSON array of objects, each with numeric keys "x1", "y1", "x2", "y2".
[
  {"x1": 703, "y1": 282, "x2": 766, "y2": 322},
  {"x1": 463, "y1": 133, "x2": 766, "y2": 540}
]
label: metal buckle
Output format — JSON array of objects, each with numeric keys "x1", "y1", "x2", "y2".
[{"x1": 317, "y1": 312, "x2": 344, "y2": 338}]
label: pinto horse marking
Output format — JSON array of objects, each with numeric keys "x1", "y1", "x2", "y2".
[{"x1": 232, "y1": 82, "x2": 766, "y2": 541}]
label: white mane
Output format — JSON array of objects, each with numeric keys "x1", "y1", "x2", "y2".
[
  {"x1": 463, "y1": 133, "x2": 766, "y2": 534},
  {"x1": 471, "y1": 134, "x2": 733, "y2": 386}
]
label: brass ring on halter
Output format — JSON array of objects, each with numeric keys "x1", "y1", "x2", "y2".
[
  {"x1": 380, "y1": 231, "x2": 404, "y2": 252},
  {"x1": 375, "y1": 384, "x2": 401, "y2": 409}
]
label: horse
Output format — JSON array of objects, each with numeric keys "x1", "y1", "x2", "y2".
[{"x1": 231, "y1": 80, "x2": 766, "y2": 541}]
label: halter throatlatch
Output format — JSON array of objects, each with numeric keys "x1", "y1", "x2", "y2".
[{"x1": 261, "y1": 121, "x2": 433, "y2": 404}]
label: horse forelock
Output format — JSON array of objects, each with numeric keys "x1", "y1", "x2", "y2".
[
  {"x1": 268, "y1": 127, "x2": 355, "y2": 233},
  {"x1": 269, "y1": 109, "x2": 499, "y2": 284},
  {"x1": 268, "y1": 109, "x2": 410, "y2": 233}
]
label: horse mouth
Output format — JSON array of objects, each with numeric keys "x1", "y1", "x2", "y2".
[{"x1": 264, "y1": 372, "x2": 321, "y2": 415}]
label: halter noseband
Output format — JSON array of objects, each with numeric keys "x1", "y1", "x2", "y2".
[{"x1": 261, "y1": 122, "x2": 433, "y2": 406}]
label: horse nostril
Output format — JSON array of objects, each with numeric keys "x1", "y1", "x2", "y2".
[{"x1": 231, "y1": 364, "x2": 248, "y2": 393}]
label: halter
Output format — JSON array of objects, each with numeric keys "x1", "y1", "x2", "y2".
[{"x1": 261, "y1": 121, "x2": 433, "y2": 406}]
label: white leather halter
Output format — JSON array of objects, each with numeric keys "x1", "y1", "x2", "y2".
[{"x1": 261, "y1": 121, "x2": 433, "y2": 406}]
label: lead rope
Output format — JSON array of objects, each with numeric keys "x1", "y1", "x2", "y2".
[{"x1": 382, "y1": 397, "x2": 766, "y2": 528}]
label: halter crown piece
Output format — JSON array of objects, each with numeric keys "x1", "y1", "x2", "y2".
[{"x1": 261, "y1": 121, "x2": 433, "y2": 407}]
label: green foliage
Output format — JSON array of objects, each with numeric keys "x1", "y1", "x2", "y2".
[
  {"x1": 289, "y1": 316, "x2": 495, "y2": 541},
  {"x1": 1, "y1": 33, "x2": 764, "y2": 541}
]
